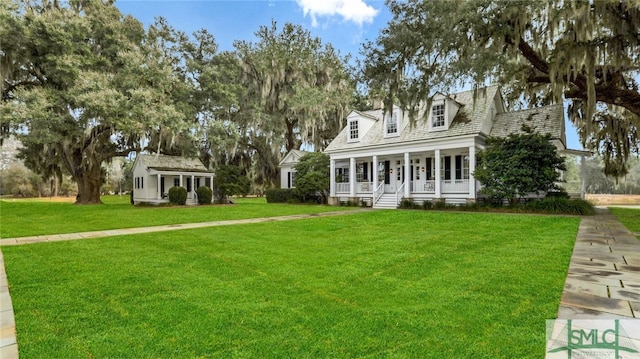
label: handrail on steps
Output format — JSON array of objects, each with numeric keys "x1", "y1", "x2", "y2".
[
  {"x1": 373, "y1": 182, "x2": 384, "y2": 204},
  {"x1": 396, "y1": 182, "x2": 405, "y2": 205}
]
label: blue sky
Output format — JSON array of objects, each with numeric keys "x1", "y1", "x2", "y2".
[{"x1": 115, "y1": 0, "x2": 583, "y2": 150}]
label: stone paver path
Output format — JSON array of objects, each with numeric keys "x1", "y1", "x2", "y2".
[{"x1": 558, "y1": 208, "x2": 640, "y2": 318}]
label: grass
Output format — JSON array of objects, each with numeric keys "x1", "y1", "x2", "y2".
[
  {"x1": 2, "y1": 210, "x2": 580, "y2": 358},
  {"x1": 609, "y1": 207, "x2": 640, "y2": 236},
  {"x1": 0, "y1": 196, "x2": 350, "y2": 238}
]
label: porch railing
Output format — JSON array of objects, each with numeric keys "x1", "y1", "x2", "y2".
[
  {"x1": 441, "y1": 179, "x2": 469, "y2": 192},
  {"x1": 374, "y1": 182, "x2": 384, "y2": 203},
  {"x1": 336, "y1": 182, "x2": 374, "y2": 194},
  {"x1": 336, "y1": 182, "x2": 349, "y2": 193},
  {"x1": 424, "y1": 180, "x2": 435, "y2": 192},
  {"x1": 358, "y1": 182, "x2": 373, "y2": 192},
  {"x1": 396, "y1": 182, "x2": 405, "y2": 204}
]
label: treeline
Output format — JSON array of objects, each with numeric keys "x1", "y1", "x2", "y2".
[{"x1": 1, "y1": 1, "x2": 357, "y2": 203}]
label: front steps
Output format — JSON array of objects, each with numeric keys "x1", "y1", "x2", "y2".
[{"x1": 373, "y1": 193, "x2": 400, "y2": 209}]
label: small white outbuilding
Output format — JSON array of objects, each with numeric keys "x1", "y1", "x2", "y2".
[{"x1": 131, "y1": 154, "x2": 214, "y2": 205}]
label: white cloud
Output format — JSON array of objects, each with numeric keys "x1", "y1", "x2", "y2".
[{"x1": 296, "y1": 0, "x2": 379, "y2": 27}]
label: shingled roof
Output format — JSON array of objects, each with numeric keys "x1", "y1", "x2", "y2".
[
  {"x1": 325, "y1": 86, "x2": 499, "y2": 152},
  {"x1": 137, "y1": 154, "x2": 210, "y2": 173},
  {"x1": 325, "y1": 86, "x2": 567, "y2": 153},
  {"x1": 490, "y1": 104, "x2": 565, "y2": 147}
]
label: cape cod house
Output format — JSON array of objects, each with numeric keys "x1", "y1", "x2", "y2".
[
  {"x1": 132, "y1": 154, "x2": 214, "y2": 205},
  {"x1": 279, "y1": 150, "x2": 311, "y2": 189},
  {"x1": 324, "y1": 86, "x2": 569, "y2": 208}
]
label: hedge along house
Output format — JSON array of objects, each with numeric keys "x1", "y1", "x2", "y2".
[
  {"x1": 278, "y1": 150, "x2": 311, "y2": 189},
  {"x1": 324, "y1": 86, "x2": 571, "y2": 208},
  {"x1": 132, "y1": 154, "x2": 214, "y2": 205}
]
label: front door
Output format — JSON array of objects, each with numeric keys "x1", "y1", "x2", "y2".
[{"x1": 384, "y1": 159, "x2": 404, "y2": 193}]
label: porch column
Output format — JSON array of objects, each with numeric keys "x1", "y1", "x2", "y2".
[
  {"x1": 404, "y1": 152, "x2": 410, "y2": 198},
  {"x1": 580, "y1": 155, "x2": 586, "y2": 199},
  {"x1": 191, "y1": 175, "x2": 195, "y2": 199},
  {"x1": 349, "y1": 157, "x2": 356, "y2": 197},
  {"x1": 468, "y1": 145, "x2": 476, "y2": 199},
  {"x1": 210, "y1": 175, "x2": 214, "y2": 197},
  {"x1": 179, "y1": 174, "x2": 183, "y2": 188},
  {"x1": 157, "y1": 173, "x2": 161, "y2": 199},
  {"x1": 330, "y1": 159, "x2": 336, "y2": 197},
  {"x1": 435, "y1": 149, "x2": 441, "y2": 198},
  {"x1": 372, "y1": 155, "x2": 378, "y2": 193}
]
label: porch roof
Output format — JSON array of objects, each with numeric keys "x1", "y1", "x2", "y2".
[{"x1": 325, "y1": 86, "x2": 499, "y2": 153}]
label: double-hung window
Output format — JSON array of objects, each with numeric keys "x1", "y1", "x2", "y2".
[
  {"x1": 386, "y1": 111, "x2": 398, "y2": 136},
  {"x1": 349, "y1": 120, "x2": 359, "y2": 141},
  {"x1": 432, "y1": 104, "x2": 445, "y2": 128}
]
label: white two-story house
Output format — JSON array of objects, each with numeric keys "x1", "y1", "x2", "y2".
[{"x1": 324, "y1": 86, "x2": 567, "y2": 208}]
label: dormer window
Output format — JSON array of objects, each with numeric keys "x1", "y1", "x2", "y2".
[
  {"x1": 432, "y1": 104, "x2": 445, "y2": 128},
  {"x1": 385, "y1": 111, "x2": 399, "y2": 136},
  {"x1": 349, "y1": 120, "x2": 359, "y2": 141}
]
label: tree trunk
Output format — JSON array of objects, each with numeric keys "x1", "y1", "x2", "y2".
[{"x1": 74, "y1": 163, "x2": 103, "y2": 204}]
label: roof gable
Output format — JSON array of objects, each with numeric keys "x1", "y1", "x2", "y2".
[{"x1": 278, "y1": 150, "x2": 311, "y2": 167}]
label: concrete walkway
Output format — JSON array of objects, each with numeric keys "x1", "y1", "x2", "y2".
[
  {"x1": 558, "y1": 208, "x2": 640, "y2": 318},
  {"x1": 0, "y1": 209, "x2": 369, "y2": 246},
  {"x1": 0, "y1": 207, "x2": 638, "y2": 359}
]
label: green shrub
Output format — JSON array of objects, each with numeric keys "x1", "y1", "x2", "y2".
[
  {"x1": 168, "y1": 186, "x2": 188, "y2": 205},
  {"x1": 399, "y1": 198, "x2": 420, "y2": 209},
  {"x1": 340, "y1": 200, "x2": 359, "y2": 207},
  {"x1": 266, "y1": 188, "x2": 298, "y2": 203},
  {"x1": 196, "y1": 186, "x2": 213, "y2": 205},
  {"x1": 422, "y1": 200, "x2": 433, "y2": 210},
  {"x1": 524, "y1": 198, "x2": 595, "y2": 215},
  {"x1": 433, "y1": 199, "x2": 447, "y2": 210}
]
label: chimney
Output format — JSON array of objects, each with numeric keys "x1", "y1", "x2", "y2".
[{"x1": 372, "y1": 98, "x2": 384, "y2": 110}]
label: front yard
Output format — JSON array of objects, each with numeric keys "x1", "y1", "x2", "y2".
[{"x1": 2, "y1": 209, "x2": 580, "y2": 358}]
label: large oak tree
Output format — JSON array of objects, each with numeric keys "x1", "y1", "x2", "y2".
[
  {"x1": 363, "y1": 0, "x2": 639, "y2": 177},
  {"x1": 234, "y1": 21, "x2": 355, "y2": 187},
  {"x1": 1, "y1": 0, "x2": 189, "y2": 203}
]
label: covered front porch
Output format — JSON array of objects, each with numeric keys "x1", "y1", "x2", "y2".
[
  {"x1": 329, "y1": 146, "x2": 479, "y2": 208},
  {"x1": 134, "y1": 170, "x2": 215, "y2": 205}
]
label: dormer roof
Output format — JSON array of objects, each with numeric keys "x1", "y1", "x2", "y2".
[{"x1": 325, "y1": 86, "x2": 500, "y2": 153}]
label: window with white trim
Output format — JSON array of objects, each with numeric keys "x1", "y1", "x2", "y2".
[
  {"x1": 336, "y1": 167, "x2": 349, "y2": 183},
  {"x1": 349, "y1": 120, "x2": 359, "y2": 140},
  {"x1": 386, "y1": 111, "x2": 398, "y2": 136},
  {"x1": 432, "y1": 104, "x2": 445, "y2": 128},
  {"x1": 356, "y1": 162, "x2": 369, "y2": 182},
  {"x1": 455, "y1": 155, "x2": 470, "y2": 180}
]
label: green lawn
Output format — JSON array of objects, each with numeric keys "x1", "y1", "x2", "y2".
[
  {"x1": 3, "y1": 210, "x2": 579, "y2": 358},
  {"x1": 0, "y1": 196, "x2": 350, "y2": 238},
  {"x1": 609, "y1": 207, "x2": 640, "y2": 236}
]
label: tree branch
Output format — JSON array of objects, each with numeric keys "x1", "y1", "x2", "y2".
[{"x1": 514, "y1": 36, "x2": 640, "y2": 117}]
